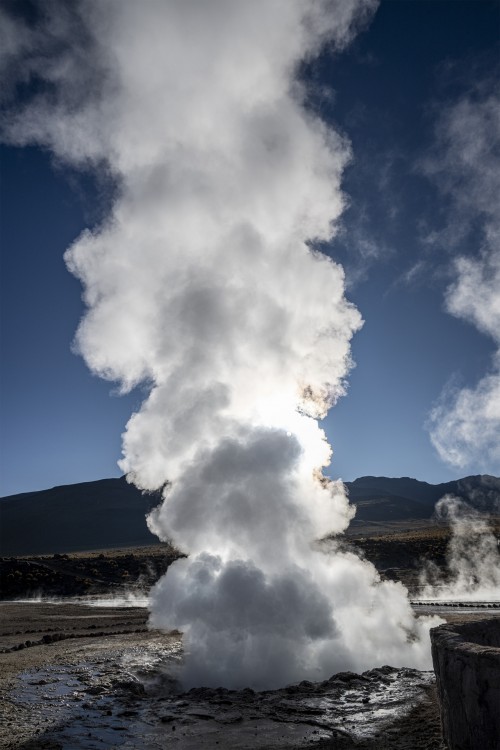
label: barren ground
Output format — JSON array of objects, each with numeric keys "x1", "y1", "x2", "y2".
[
  {"x1": 0, "y1": 600, "x2": 449, "y2": 750},
  {"x1": 1, "y1": 530, "x2": 499, "y2": 749}
]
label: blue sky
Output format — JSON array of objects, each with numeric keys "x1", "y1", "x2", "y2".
[{"x1": 1, "y1": 0, "x2": 499, "y2": 496}]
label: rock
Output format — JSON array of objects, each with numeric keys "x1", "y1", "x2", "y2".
[
  {"x1": 160, "y1": 713, "x2": 177, "y2": 723},
  {"x1": 112, "y1": 679, "x2": 145, "y2": 696},
  {"x1": 86, "y1": 685, "x2": 106, "y2": 695},
  {"x1": 331, "y1": 671, "x2": 357, "y2": 682},
  {"x1": 431, "y1": 618, "x2": 500, "y2": 750}
]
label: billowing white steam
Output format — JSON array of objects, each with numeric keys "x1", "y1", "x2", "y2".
[
  {"x1": 424, "y1": 87, "x2": 500, "y2": 473},
  {"x1": 1, "y1": 0, "x2": 441, "y2": 689},
  {"x1": 420, "y1": 495, "x2": 500, "y2": 602}
]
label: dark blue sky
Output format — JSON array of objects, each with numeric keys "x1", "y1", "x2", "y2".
[
  {"x1": 1, "y1": 0, "x2": 499, "y2": 495},
  {"x1": 318, "y1": 0, "x2": 500, "y2": 483}
]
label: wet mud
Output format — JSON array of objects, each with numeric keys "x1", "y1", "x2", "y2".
[{"x1": 0, "y1": 601, "x2": 448, "y2": 750}]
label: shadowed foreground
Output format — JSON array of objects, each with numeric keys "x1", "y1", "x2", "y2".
[{"x1": 0, "y1": 600, "x2": 451, "y2": 750}]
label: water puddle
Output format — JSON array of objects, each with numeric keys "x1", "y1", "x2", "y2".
[{"x1": 10, "y1": 644, "x2": 435, "y2": 750}]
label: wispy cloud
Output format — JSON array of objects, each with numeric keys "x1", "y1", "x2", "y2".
[{"x1": 423, "y1": 80, "x2": 500, "y2": 473}]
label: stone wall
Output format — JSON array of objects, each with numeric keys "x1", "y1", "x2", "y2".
[{"x1": 431, "y1": 618, "x2": 500, "y2": 750}]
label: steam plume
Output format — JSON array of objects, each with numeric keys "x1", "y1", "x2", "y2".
[
  {"x1": 419, "y1": 495, "x2": 500, "y2": 602},
  {"x1": 424, "y1": 85, "x2": 500, "y2": 473},
  {"x1": 1, "y1": 0, "x2": 441, "y2": 689}
]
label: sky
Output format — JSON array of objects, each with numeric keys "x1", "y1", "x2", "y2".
[{"x1": 1, "y1": 0, "x2": 499, "y2": 497}]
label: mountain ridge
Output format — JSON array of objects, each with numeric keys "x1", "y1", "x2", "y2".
[{"x1": 1, "y1": 474, "x2": 498, "y2": 556}]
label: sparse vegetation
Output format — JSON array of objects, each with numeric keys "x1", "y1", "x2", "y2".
[{"x1": 0, "y1": 545, "x2": 183, "y2": 600}]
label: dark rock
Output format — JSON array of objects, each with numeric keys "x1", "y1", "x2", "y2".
[
  {"x1": 86, "y1": 685, "x2": 106, "y2": 695},
  {"x1": 113, "y1": 679, "x2": 146, "y2": 696},
  {"x1": 431, "y1": 618, "x2": 500, "y2": 750},
  {"x1": 160, "y1": 714, "x2": 176, "y2": 723}
]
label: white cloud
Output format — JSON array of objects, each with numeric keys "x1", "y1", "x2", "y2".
[
  {"x1": 424, "y1": 84, "x2": 500, "y2": 473},
  {"x1": 446, "y1": 251, "x2": 500, "y2": 344},
  {"x1": 422, "y1": 92, "x2": 500, "y2": 228},
  {"x1": 429, "y1": 372, "x2": 500, "y2": 471}
]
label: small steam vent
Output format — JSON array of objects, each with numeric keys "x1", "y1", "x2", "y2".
[{"x1": 431, "y1": 618, "x2": 500, "y2": 749}]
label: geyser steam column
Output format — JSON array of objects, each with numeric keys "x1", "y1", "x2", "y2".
[{"x1": 2, "y1": 0, "x2": 440, "y2": 688}]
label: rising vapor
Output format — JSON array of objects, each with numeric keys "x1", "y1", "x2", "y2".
[
  {"x1": 1, "y1": 0, "x2": 441, "y2": 689},
  {"x1": 420, "y1": 495, "x2": 500, "y2": 602}
]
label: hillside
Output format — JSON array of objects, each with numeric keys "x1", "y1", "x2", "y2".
[
  {"x1": 0, "y1": 477, "x2": 161, "y2": 556},
  {"x1": 1, "y1": 474, "x2": 498, "y2": 556},
  {"x1": 345, "y1": 474, "x2": 500, "y2": 521}
]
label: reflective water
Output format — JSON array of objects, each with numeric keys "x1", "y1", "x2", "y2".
[{"x1": 11, "y1": 644, "x2": 435, "y2": 749}]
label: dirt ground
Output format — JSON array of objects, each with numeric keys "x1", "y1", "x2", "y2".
[
  {"x1": 1, "y1": 600, "x2": 498, "y2": 750},
  {"x1": 3, "y1": 520, "x2": 499, "y2": 604},
  {"x1": 0, "y1": 544, "x2": 181, "y2": 601},
  {"x1": 1, "y1": 531, "x2": 499, "y2": 750}
]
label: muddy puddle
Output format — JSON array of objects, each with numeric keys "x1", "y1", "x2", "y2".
[
  {"x1": 0, "y1": 601, "x2": 447, "y2": 749},
  {"x1": 8, "y1": 644, "x2": 437, "y2": 749}
]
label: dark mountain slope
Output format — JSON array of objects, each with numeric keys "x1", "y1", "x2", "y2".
[
  {"x1": 0, "y1": 477, "x2": 160, "y2": 556},
  {"x1": 1, "y1": 474, "x2": 498, "y2": 556},
  {"x1": 345, "y1": 474, "x2": 500, "y2": 521}
]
